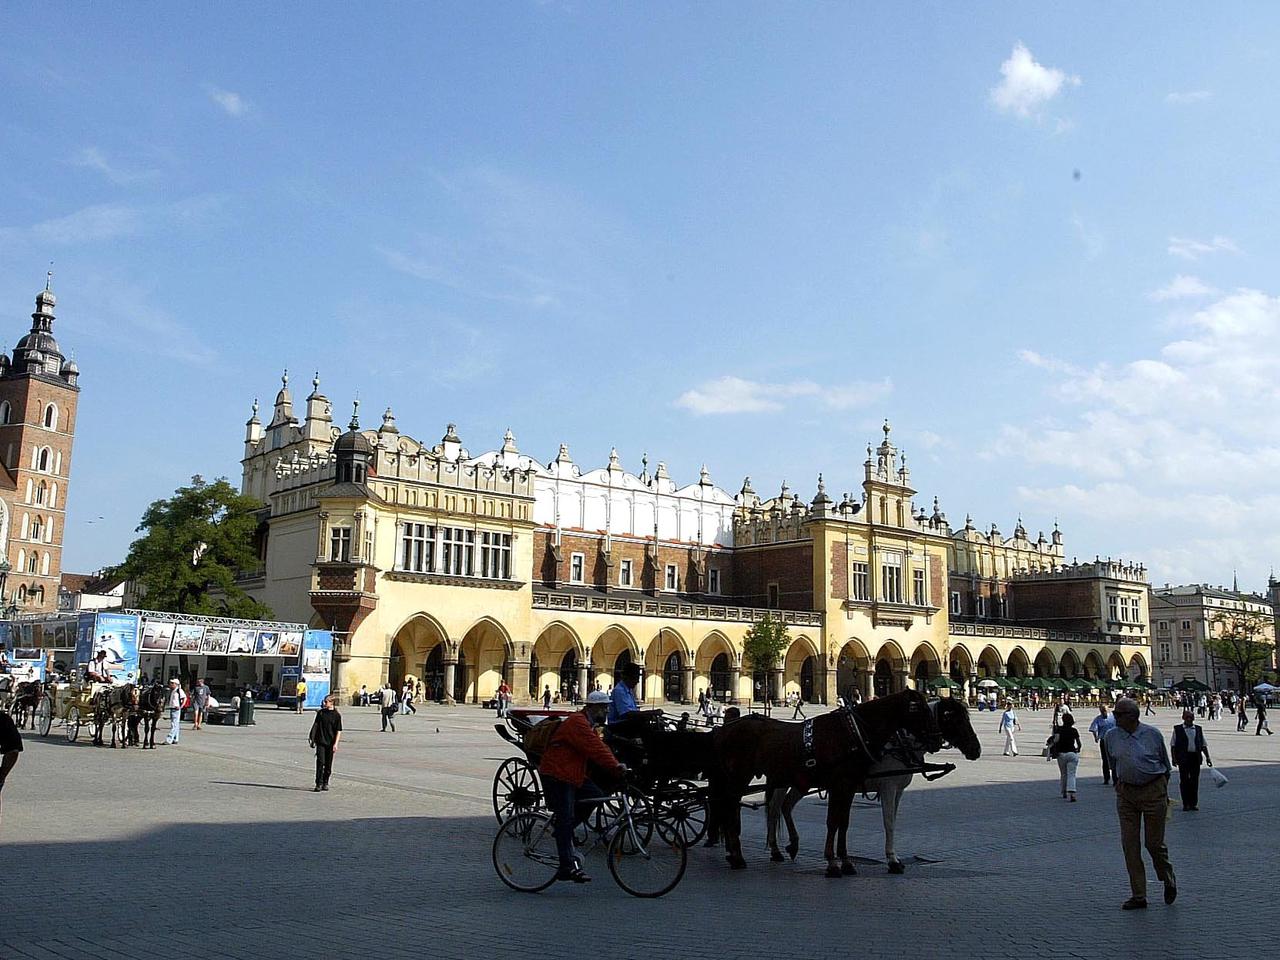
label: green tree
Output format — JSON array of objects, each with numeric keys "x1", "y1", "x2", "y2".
[
  {"x1": 742, "y1": 613, "x2": 790, "y2": 714},
  {"x1": 114, "y1": 475, "x2": 274, "y2": 619},
  {"x1": 1205, "y1": 610, "x2": 1276, "y2": 693}
]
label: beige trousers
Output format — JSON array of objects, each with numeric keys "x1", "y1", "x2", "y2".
[{"x1": 1116, "y1": 777, "x2": 1175, "y2": 899}]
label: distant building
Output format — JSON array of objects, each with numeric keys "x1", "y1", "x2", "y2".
[
  {"x1": 58, "y1": 570, "x2": 126, "y2": 612},
  {"x1": 0, "y1": 278, "x2": 80, "y2": 613},
  {"x1": 235, "y1": 373, "x2": 1153, "y2": 704},
  {"x1": 1149, "y1": 582, "x2": 1277, "y2": 689}
]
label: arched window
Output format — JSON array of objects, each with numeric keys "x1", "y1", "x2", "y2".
[
  {"x1": 30, "y1": 516, "x2": 41, "y2": 541},
  {"x1": 43, "y1": 403, "x2": 57, "y2": 430},
  {"x1": 17, "y1": 584, "x2": 27, "y2": 603},
  {"x1": 34, "y1": 481, "x2": 45, "y2": 505},
  {"x1": 0, "y1": 400, "x2": 9, "y2": 424},
  {"x1": 45, "y1": 517, "x2": 54, "y2": 542},
  {"x1": 40, "y1": 552, "x2": 50, "y2": 576},
  {"x1": 36, "y1": 447, "x2": 50, "y2": 472},
  {"x1": 26, "y1": 552, "x2": 37, "y2": 574},
  {"x1": 50, "y1": 482, "x2": 58, "y2": 508},
  {"x1": 20, "y1": 514, "x2": 28, "y2": 539}
]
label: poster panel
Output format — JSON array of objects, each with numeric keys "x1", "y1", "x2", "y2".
[
  {"x1": 278, "y1": 631, "x2": 303, "y2": 659},
  {"x1": 10, "y1": 648, "x2": 45, "y2": 682},
  {"x1": 72, "y1": 613, "x2": 140, "y2": 683},
  {"x1": 299, "y1": 630, "x2": 332, "y2": 709},
  {"x1": 171, "y1": 624, "x2": 205, "y2": 653},
  {"x1": 228, "y1": 629, "x2": 256, "y2": 655},
  {"x1": 254, "y1": 631, "x2": 280, "y2": 656},
  {"x1": 139, "y1": 620, "x2": 175, "y2": 653},
  {"x1": 280, "y1": 664, "x2": 300, "y2": 701},
  {"x1": 202, "y1": 627, "x2": 231, "y2": 654}
]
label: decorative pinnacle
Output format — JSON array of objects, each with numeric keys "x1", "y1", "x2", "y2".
[
  {"x1": 883, "y1": 419, "x2": 891, "y2": 437},
  {"x1": 313, "y1": 371, "x2": 320, "y2": 390},
  {"x1": 349, "y1": 398, "x2": 360, "y2": 431},
  {"x1": 45, "y1": 269, "x2": 53, "y2": 292},
  {"x1": 251, "y1": 398, "x2": 259, "y2": 417},
  {"x1": 282, "y1": 368, "x2": 289, "y2": 388}
]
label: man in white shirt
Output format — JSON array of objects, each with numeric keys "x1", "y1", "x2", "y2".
[
  {"x1": 163, "y1": 678, "x2": 185, "y2": 745},
  {"x1": 998, "y1": 701, "x2": 1021, "y2": 756},
  {"x1": 379, "y1": 683, "x2": 397, "y2": 732}
]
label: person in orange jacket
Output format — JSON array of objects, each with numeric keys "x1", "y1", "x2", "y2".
[{"x1": 537, "y1": 690, "x2": 627, "y2": 883}]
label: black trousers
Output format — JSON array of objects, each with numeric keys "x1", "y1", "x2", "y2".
[
  {"x1": 1177, "y1": 759, "x2": 1200, "y2": 809},
  {"x1": 315, "y1": 745, "x2": 334, "y2": 786},
  {"x1": 1099, "y1": 740, "x2": 1111, "y2": 783},
  {"x1": 381, "y1": 707, "x2": 396, "y2": 731}
]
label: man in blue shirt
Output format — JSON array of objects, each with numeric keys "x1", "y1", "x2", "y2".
[
  {"x1": 1104, "y1": 698, "x2": 1175, "y2": 911},
  {"x1": 607, "y1": 663, "x2": 642, "y2": 726},
  {"x1": 1089, "y1": 704, "x2": 1117, "y2": 785}
]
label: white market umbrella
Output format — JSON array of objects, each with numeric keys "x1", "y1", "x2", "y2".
[
  {"x1": 1253, "y1": 682, "x2": 1277, "y2": 693},
  {"x1": 976, "y1": 679, "x2": 1000, "y2": 689}
]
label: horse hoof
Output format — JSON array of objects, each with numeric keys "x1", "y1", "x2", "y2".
[
  {"x1": 825, "y1": 865, "x2": 843, "y2": 879},
  {"x1": 841, "y1": 861, "x2": 857, "y2": 876},
  {"x1": 727, "y1": 856, "x2": 747, "y2": 871},
  {"x1": 769, "y1": 850, "x2": 785, "y2": 863},
  {"x1": 786, "y1": 844, "x2": 799, "y2": 861},
  {"x1": 888, "y1": 861, "x2": 906, "y2": 875}
]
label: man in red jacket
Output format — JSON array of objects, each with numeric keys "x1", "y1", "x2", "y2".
[{"x1": 538, "y1": 690, "x2": 626, "y2": 883}]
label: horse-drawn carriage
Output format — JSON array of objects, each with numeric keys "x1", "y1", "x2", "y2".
[
  {"x1": 492, "y1": 708, "x2": 711, "y2": 848},
  {"x1": 35, "y1": 680, "x2": 102, "y2": 741},
  {"x1": 1, "y1": 675, "x2": 53, "y2": 733}
]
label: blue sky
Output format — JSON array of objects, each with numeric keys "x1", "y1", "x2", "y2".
[{"x1": 3, "y1": 4, "x2": 1279, "y2": 589}]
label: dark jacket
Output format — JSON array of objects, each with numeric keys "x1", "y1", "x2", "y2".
[{"x1": 1171, "y1": 723, "x2": 1210, "y2": 765}]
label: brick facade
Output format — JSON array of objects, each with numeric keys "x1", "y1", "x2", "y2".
[
  {"x1": 731, "y1": 541, "x2": 813, "y2": 610},
  {"x1": 533, "y1": 528, "x2": 735, "y2": 597}
]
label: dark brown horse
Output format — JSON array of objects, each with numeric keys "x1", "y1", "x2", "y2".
[
  {"x1": 709, "y1": 689, "x2": 942, "y2": 876},
  {"x1": 766, "y1": 696, "x2": 982, "y2": 871},
  {"x1": 7, "y1": 679, "x2": 45, "y2": 730},
  {"x1": 136, "y1": 683, "x2": 167, "y2": 749},
  {"x1": 92, "y1": 683, "x2": 135, "y2": 748}
]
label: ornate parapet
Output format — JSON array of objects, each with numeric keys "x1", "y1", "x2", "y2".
[{"x1": 531, "y1": 588, "x2": 824, "y2": 628}]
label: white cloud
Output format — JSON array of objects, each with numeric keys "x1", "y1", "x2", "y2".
[
  {"x1": 1167, "y1": 235, "x2": 1239, "y2": 260},
  {"x1": 69, "y1": 147, "x2": 157, "y2": 185},
  {"x1": 0, "y1": 204, "x2": 142, "y2": 245},
  {"x1": 1166, "y1": 90, "x2": 1211, "y2": 104},
  {"x1": 997, "y1": 287, "x2": 1280, "y2": 582},
  {"x1": 675, "y1": 376, "x2": 891, "y2": 416},
  {"x1": 1148, "y1": 274, "x2": 1217, "y2": 302},
  {"x1": 205, "y1": 85, "x2": 249, "y2": 117},
  {"x1": 990, "y1": 42, "x2": 1080, "y2": 118}
]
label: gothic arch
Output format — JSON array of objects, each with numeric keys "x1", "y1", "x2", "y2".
[
  {"x1": 1033, "y1": 647, "x2": 1058, "y2": 678},
  {"x1": 531, "y1": 622, "x2": 587, "y2": 700},
  {"x1": 1006, "y1": 646, "x2": 1032, "y2": 678},
  {"x1": 1083, "y1": 649, "x2": 1106, "y2": 679},
  {"x1": 909, "y1": 641, "x2": 942, "y2": 689},
  {"x1": 1059, "y1": 648, "x2": 1082, "y2": 678},
  {"x1": 643, "y1": 628, "x2": 688, "y2": 702},
  {"x1": 1127, "y1": 651, "x2": 1149, "y2": 680},
  {"x1": 976, "y1": 644, "x2": 1003, "y2": 678},
  {"x1": 949, "y1": 643, "x2": 975, "y2": 678},
  {"x1": 593, "y1": 625, "x2": 641, "y2": 690}
]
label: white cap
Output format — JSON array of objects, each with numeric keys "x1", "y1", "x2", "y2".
[{"x1": 586, "y1": 690, "x2": 610, "y2": 705}]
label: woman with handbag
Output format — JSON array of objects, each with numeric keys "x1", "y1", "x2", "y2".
[{"x1": 1052, "y1": 713, "x2": 1082, "y2": 802}]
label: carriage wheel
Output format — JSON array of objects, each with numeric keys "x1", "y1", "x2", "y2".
[
  {"x1": 37, "y1": 695, "x2": 53, "y2": 737},
  {"x1": 492, "y1": 757, "x2": 542, "y2": 823},
  {"x1": 65, "y1": 706, "x2": 81, "y2": 742},
  {"x1": 653, "y1": 780, "x2": 709, "y2": 848}
]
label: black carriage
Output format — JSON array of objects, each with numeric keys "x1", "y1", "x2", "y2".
[{"x1": 492, "y1": 708, "x2": 711, "y2": 848}]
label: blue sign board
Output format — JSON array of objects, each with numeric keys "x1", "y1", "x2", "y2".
[
  {"x1": 299, "y1": 630, "x2": 332, "y2": 709},
  {"x1": 73, "y1": 612, "x2": 141, "y2": 683}
]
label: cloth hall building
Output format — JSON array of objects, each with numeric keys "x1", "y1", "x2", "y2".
[{"x1": 237, "y1": 374, "x2": 1153, "y2": 705}]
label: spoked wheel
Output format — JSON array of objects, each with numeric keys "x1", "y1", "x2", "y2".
[
  {"x1": 65, "y1": 706, "x2": 81, "y2": 743},
  {"x1": 492, "y1": 811, "x2": 559, "y2": 893},
  {"x1": 492, "y1": 757, "x2": 542, "y2": 823},
  {"x1": 36, "y1": 695, "x2": 53, "y2": 737},
  {"x1": 653, "y1": 780, "x2": 708, "y2": 848},
  {"x1": 608, "y1": 812, "x2": 688, "y2": 898}
]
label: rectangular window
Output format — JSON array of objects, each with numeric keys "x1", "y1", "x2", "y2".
[
  {"x1": 708, "y1": 568, "x2": 721, "y2": 595},
  {"x1": 851, "y1": 562, "x2": 869, "y2": 601},
  {"x1": 976, "y1": 595, "x2": 987, "y2": 618},
  {"x1": 912, "y1": 569, "x2": 926, "y2": 607},
  {"x1": 665, "y1": 564, "x2": 678, "y2": 591},
  {"x1": 439, "y1": 527, "x2": 475, "y2": 577},
  {"x1": 570, "y1": 553, "x2": 585, "y2": 583},
  {"x1": 480, "y1": 531, "x2": 511, "y2": 579},
  {"x1": 880, "y1": 553, "x2": 903, "y2": 604},
  {"x1": 949, "y1": 591, "x2": 961, "y2": 615},
  {"x1": 1158, "y1": 642, "x2": 1170, "y2": 662},
  {"x1": 363, "y1": 531, "x2": 374, "y2": 564},
  {"x1": 619, "y1": 559, "x2": 633, "y2": 588},
  {"x1": 767, "y1": 582, "x2": 780, "y2": 608},
  {"x1": 399, "y1": 522, "x2": 434, "y2": 573},
  {"x1": 329, "y1": 527, "x2": 351, "y2": 562},
  {"x1": 1157, "y1": 620, "x2": 1169, "y2": 633},
  {"x1": 1108, "y1": 595, "x2": 1119, "y2": 622},
  {"x1": 1180, "y1": 619, "x2": 1191, "y2": 631},
  {"x1": 1181, "y1": 641, "x2": 1193, "y2": 662}
]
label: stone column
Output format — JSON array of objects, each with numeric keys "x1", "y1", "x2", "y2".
[
  {"x1": 443, "y1": 659, "x2": 457, "y2": 705},
  {"x1": 770, "y1": 667, "x2": 784, "y2": 705},
  {"x1": 860, "y1": 669, "x2": 874, "y2": 702},
  {"x1": 895, "y1": 668, "x2": 911, "y2": 695},
  {"x1": 729, "y1": 664, "x2": 742, "y2": 705},
  {"x1": 508, "y1": 658, "x2": 530, "y2": 706},
  {"x1": 681, "y1": 665, "x2": 694, "y2": 704},
  {"x1": 577, "y1": 663, "x2": 590, "y2": 702},
  {"x1": 969, "y1": 672, "x2": 979, "y2": 704},
  {"x1": 823, "y1": 657, "x2": 838, "y2": 706}
]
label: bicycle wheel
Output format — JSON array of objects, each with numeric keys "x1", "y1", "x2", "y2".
[
  {"x1": 492, "y1": 811, "x2": 559, "y2": 893},
  {"x1": 607, "y1": 816, "x2": 687, "y2": 898}
]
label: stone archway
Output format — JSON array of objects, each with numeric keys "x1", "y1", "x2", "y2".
[
  {"x1": 457, "y1": 617, "x2": 513, "y2": 704},
  {"x1": 388, "y1": 614, "x2": 449, "y2": 697},
  {"x1": 976, "y1": 644, "x2": 1003, "y2": 679},
  {"x1": 909, "y1": 641, "x2": 942, "y2": 691},
  {"x1": 593, "y1": 625, "x2": 640, "y2": 692},
  {"x1": 531, "y1": 622, "x2": 585, "y2": 701},
  {"x1": 836, "y1": 638, "x2": 872, "y2": 703},
  {"x1": 1084, "y1": 650, "x2": 1106, "y2": 680},
  {"x1": 643, "y1": 628, "x2": 689, "y2": 704},
  {"x1": 695, "y1": 632, "x2": 735, "y2": 702},
  {"x1": 1059, "y1": 648, "x2": 1081, "y2": 679},
  {"x1": 949, "y1": 644, "x2": 975, "y2": 699},
  {"x1": 1128, "y1": 651, "x2": 1149, "y2": 681},
  {"x1": 1033, "y1": 647, "x2": 1057, "y2": 678},
  {"x1": 783, "y1": 635, "x2": 819, "y2": 703},
  {"x1": 1007, "y1": 647, "x2": 1031, "y2": 679},
  {"x1": 873, "y1": 641, "x2": 907, "y2": 697},
  {"x1": 1107, "y1": 651, "x2": 1127, "y2": 681}
]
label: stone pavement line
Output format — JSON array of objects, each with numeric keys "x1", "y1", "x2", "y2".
[{"x1": 0, "y1": 706, "x2": 1272, "y2": 960}]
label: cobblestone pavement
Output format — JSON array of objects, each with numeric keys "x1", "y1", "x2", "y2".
[{"x1": 0, "y1": 702, "x2": 1273, "y2": 959}]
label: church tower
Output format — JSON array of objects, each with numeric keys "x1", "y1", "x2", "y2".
[{"x1": 0, "y1": 276, "x2": 81, "y2": 612}]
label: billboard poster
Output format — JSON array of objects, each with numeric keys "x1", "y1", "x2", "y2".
[
  {"x1": 10, "y1": 647, "x2": 45, "y2": 682},
  {"x1": 299, "y1": 630, "x2": 332, "y2": 708},
  {"x1": 202, "y1": 627, "x2": 231, "y2": 654},
  {"x1": 278, "y1": 631, "x2": 303, "y2": 659},
  {"x1": 253, "y1": 630, "x2": 280, "y2": 656},
  {"x1": 139, "y1": 620, "x2": 175, "y2": 653},
  {"x1": 77, "y1": 613, "x2": 96, "y2": 658},
  {"x1": 280, "y1": 663, "x2": 300, "y2": 700},
  {"x1": 228, "y1": 628, "x2": 256, "y2": 655},
  {"x1": 73, "y1": 612, "x2": 141, "y2": 683},
  {"x1": 171, "y1": 624, "x2": 205, "y2": 653}
]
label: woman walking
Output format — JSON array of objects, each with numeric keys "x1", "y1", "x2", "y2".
[{"x1": 1052, "y1": 713, "x2": 1082, "y2": 802}]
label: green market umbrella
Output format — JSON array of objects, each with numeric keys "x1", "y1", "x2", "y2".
[
  {"x1": 1172, "y1": 678, "x2": 1211, "y2": 693},
  {"x1": 928, "y1": 676, "x2": 962, "y2": 690}
]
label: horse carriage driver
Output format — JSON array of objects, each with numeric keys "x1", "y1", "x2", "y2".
[
  {"x1": 85, "y1": 649, "x2": 120, "y2": 685},
  {"x1": 605, "y1": 662, "x2": 664, "y2": 741}
]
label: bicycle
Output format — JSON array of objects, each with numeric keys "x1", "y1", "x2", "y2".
[{"x1": 492, "y1": 782, "x2": 687, "y2": 898}]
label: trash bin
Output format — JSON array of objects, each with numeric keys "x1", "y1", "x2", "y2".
[{"x1": 238, "y1": 691, "x2": 256, "y2": 726}]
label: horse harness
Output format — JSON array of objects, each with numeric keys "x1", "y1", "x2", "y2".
[{"x1": 801, "y1": 706, "x2": 876, "y2": 770}]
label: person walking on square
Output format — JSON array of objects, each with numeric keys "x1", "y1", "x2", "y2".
[
  {"x1": 1090, "y1": 704, "x2": 1116, "y2": 784},
  {"x1": 294, "y1": 677, "x2": 307, "y2": 714},
  {"x1": 998, "y1": 700, "x2": 1021, "y2": 756},
  {"x1": 1144, "y1": 696, "x2": 1155, "y2": 717},
  {"x1": 379, "y1": 682, "x2": 397, "y2": 732},
  {"x1": 1104, "y1": 698, "x2": 1176, "y2": 910},
  {"x1": 1256, "y1": 698, "x2": 1272, "y2": 735},
  {"x1": 163, "y1": 678, "x2": 185, "y2": 745},
  {"x1": 308, "y1": 695, "x2": 342, "y2": 792},
  {"x1": 542, "y1": 684, "x2": 552, "y2": 710},
  {"x1": 1236, "y1": 697, "x2": 1249, "y2": 731},
  {"x1": 1051, "y1": 713, "x2": 1081, "y2": 801},
  {"x1": 0, "y1": 706, "x2": 22, "y2": 825},
  {"x1": 1171, "y1": 709, "x2": 1211, "y2": 811},
  {"x1": 359, "y1": 684, "x2": 370, "y2": 707},
  {"x1": 402, "y1": 682, "x2": 417, "y2": 715},
  {"x1": 191, "y1": 677, "x2": 211, "y2": 730}
]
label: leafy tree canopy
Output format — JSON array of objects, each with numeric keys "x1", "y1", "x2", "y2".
[
  {"x1": 743, "y1": 614, "x2": 790, "y2": 674},
  {"x1": 1205, "y1": 610, "x2": 1276, "y2": 692},
  {"x1": 113, "y1": 475, "x2": 274, "y2": 620}
]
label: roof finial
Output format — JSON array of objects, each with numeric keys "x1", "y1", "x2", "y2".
[
  {"x1": 45, "y1": 266, "x2": 53, "y2": 292},
  {"x1": 282, "y1": 368, "x2": 289, "y2": 388},
  {"x1": 313, "y1": 371, "x2": 320, "y2": 390},
  {"x1": 349, "y1": 398, "x2": 360, "y2": 431},
  {"x1": 251, "y1": 397, "x2": 259, "y2": 417}
]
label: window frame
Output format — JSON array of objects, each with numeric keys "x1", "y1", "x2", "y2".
[
  {"x1": 570, "y1": 552, "x2": 585, "y2": 584},
  {"x1": 619, "y1": 558, "x2": 633, "y2": 588},
  {"x1": 664, "y1": 563, "x2": 678, "y2": 592}
]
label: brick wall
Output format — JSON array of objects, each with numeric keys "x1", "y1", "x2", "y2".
[
  {"x1": 532, "y1": 528, "x2": 735, "y2": 596},
  {"x1": 732, "y1": 542, "x2": 813, "y2": 610},
  {"x1": 1006, "y1": 579, "x2": 1099, "y2": 631},
  {"x1": 829, "y1": 542, "x2": 847, "y2": 600}
]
